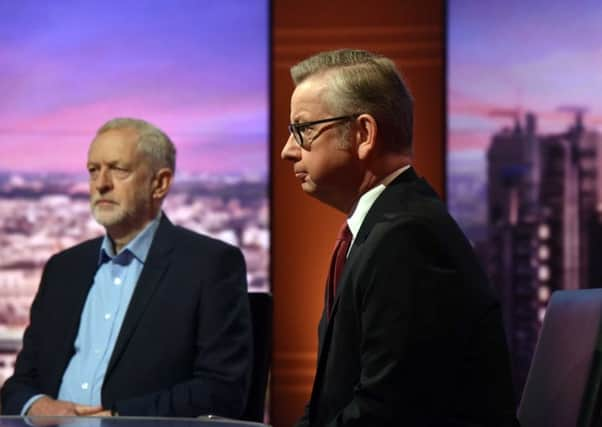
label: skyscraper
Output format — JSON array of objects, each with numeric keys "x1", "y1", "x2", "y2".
[{"x1": 487, "y1": 112, "x2": 602, "y2": 393}]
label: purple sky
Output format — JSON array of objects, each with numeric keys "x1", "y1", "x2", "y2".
[
  {"x1": 449, "y1": 0, "x2": 602, "y2": 160},
  {"x1": 0, "y1": 1, "x2": 268, "y2": 176}
]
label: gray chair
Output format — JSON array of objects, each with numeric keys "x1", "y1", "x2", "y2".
[{"x1": 518, "y1": 289, "x2": 602, "y2": 427}]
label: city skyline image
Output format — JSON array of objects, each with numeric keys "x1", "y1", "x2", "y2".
[
  {"x1": 448, "y1": 0, "x2": 602, "y2": 394},
  {"x1": 449, "y1": 0, "x2": 602, "y2": 176},
  {"x1": 0, "y1": 1, "x2": 268, "y2": 176}
]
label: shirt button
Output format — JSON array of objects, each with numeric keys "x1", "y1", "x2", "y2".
[
  {"x1": 114, "y1": 277, "x2": 122, "y2": 285},
  {"x1": 104, "y1": 313, "x2": 112, "y2": 320},
  {"x1": 81, "y1": 382, "x2": 89, "y2": 390}
]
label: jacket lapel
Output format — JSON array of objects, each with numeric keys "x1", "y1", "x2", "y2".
[
  {"x1": 104, "y1": 215, "x2": 175, "y2": 378},
  {"x1": 322, "y1": 169, "x2": 421, "y2": 331},
  {"x1": 309, "y1": 168, "x2": 426, "y2": 414}
]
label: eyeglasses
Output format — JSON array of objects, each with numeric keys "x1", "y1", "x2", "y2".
[{"x1": 288, "y1": 114, "x2": 358, "y2": 149}]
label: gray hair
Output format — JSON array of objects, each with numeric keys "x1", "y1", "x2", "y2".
[
  {"x1": 291, "y1": 49, "x2": 414, "y2": 153},
  {"x1": 96, "y1": 117, "x2": 176, "y2": 173}
]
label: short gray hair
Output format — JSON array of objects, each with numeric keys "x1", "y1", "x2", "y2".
[
  {"x1": 291, "y1": 49, "x2": 414, "y2": 153},
  {"x1": 96, "y1": 117, "x2": 176, "y2": 173}
]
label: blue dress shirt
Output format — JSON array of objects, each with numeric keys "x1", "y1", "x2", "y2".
[{"x1": 22, "y1": 214, "x2": 161, "y2": 413}]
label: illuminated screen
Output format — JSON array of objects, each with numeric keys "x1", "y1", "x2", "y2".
[
  {"x1": 0, "y1": 1, "x2": 268, "y2": 386},
  {"x1": 448, "y1": 0, "x2": 602, "y2": 393}
]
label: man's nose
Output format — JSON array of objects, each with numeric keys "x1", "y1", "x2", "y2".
[
  {"x1": 281, "y1": 134, "x2": 301, "y2": 161},
  {"x1": 95, "y1": 169, "x2": 113, "y2": 193}
]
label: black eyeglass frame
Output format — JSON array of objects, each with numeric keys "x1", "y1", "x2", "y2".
[{"x1": 288, "y1": 114, "x2": 359, "y2": 149}]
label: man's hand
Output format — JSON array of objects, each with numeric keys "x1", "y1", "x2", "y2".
[
  {"x1": 27, "y1": 397, "x2": 111, "y2": 417},
  {"x1": 27, "y1": 396, "x2": 79, "y2": 416},
  {"x1": 75, "y1": 405, "x2": 105, "y2": 417},
  {"x1": 74, "y1": 405, "x2": 111, "y2": 417},
  {"x1": 89, "y1": 410, "x2": 112, "y2": 417}
]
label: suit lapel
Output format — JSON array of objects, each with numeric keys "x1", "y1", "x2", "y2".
[
  {"x1": 353, "y1": 168, "x2": 420, "y2": 246},
  {"x1": 105, "y1": 215, "x2": 175, "y2": 378},
  {"x1": 321, "y1": 168, "x2": 421, "y2": 334}
]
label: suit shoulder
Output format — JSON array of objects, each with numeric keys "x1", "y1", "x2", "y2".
[
  {"x1": 171, "y1": 225, "x2": 242, "y2": 255},
  {"x1": 384, "y1": 206, "x2": 472, "y2": 259},
  {"x1": 47, "y1": 235, "x2": 103, "y2": 264},
  {"x1": 391, "y1": 184, "x2": 466, "y2": 237},
  {"x1": 368, "y1": 186, "x2": 476, "y2": 265},
  {"x1": 379, "y1": 200, "x2": 454, "y2": 237}
]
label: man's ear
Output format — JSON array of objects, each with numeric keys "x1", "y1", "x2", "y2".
[
  {"x1": 151, "y1": 168, "x2": 173, "y2": 200},
  {"x1": 355, "y1": 114, "x2": 378, "y2": 160}
]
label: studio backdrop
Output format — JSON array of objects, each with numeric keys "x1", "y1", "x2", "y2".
[{"x1": 447, "y1": 0, "x2": 602, "y2": 394}]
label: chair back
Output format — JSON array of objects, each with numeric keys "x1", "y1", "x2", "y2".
[
  {"x1": 241, "y1": 292, "x2": 273, "y2": 422},
  {"x1": 518, "y1": 289, "x2": 602, "y2": 427}
]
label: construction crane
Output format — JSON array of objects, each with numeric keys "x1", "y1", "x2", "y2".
[{"x1": 557, "y1": 105, "x2": 588, "y2": 129}]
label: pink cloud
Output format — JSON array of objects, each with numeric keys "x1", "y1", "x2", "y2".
[
  {"x1": 449, "y1": 129, "x2": 491, "y2": 151},
  {"x1": 0, "y1": 93, "x2": 267, "y2": 174}
]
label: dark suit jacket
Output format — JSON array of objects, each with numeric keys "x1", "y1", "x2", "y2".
[
  {"x1": 297, "y1": 169, "x2": 517, "y2": 427},
  {"x1": 1, "y1": 215, "x2": 252, "y2": 418}
]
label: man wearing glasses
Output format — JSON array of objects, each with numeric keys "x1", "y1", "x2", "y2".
[{"x1": 282, "y1": 49, "x2": 517, "y2": 426}]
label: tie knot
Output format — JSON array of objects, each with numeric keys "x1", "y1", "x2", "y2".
[{"x1": 337, "y1": 222, "x2": 352, "y2": 243}]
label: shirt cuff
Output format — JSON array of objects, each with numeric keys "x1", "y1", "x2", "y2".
[{"x1": 21, "y1": 394, "x2": 46, "y2": 416}]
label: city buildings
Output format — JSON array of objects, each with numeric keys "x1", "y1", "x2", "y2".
[{"x1": 486, "y1": 112, "x2": 602, "y2": 392}]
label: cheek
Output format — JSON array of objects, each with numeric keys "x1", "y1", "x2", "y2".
[
  {"x1": 306, "y1": 153, "x2": 353, "y2": 185},
  {"x1": 112, "y1": 182, "x2": 135, "y2": 204},
  {"x1": 130, "y1": 179, "x2": 153, "y2": 203},
  {"x1": 121, "y1": 175, "x2": 149, "y2": 198}
]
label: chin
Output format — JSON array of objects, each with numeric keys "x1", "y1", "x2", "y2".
[
  {"x1": 300, "y1": 180, "x2": 317, "y2": 193},
  {"x1": 93, "y1": 209, "x2": 126, "y2": 229}
]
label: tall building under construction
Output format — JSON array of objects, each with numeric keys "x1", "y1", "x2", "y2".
[{"x1": 487, "y1": 111, "x2": 602, "y2": 393}]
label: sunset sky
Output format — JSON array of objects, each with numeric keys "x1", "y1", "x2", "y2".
[
  {"x1": 0, "y1": 1, "x2": 268, "y2": 176},
  {"x1": 449, "y1": 0, "x2": 602, "y2": 165}
]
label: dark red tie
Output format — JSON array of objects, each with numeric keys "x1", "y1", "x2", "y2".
[{"x1": 326, "y1": 222, "x2": 353, "y2": 317}]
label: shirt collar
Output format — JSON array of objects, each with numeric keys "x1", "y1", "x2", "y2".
[
  {"x1": 98, "y1": 211, "x2": 162, "y2": 265},
  {"x1": 347, "y1": 165, "x2": 411, "y2": 239}
]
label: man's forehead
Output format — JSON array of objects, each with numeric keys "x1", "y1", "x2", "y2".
[
  {"x1": 291, "y1": 76, "x2": 331, "y2": 119},
  {"x1": 88, "y1": 128, "x2": 140, "y2": 159},
  {"x1": 293, "y1": 75, "x2": 330, "y2": 99}
]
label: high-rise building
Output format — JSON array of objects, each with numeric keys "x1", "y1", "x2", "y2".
[{"x1": 487, "y1": 112, "x2": 602, "y2": 393}]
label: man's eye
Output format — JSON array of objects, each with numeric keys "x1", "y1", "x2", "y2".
[{"x1": 113, "y1": 168, "x2": 129, "y2": 178}]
